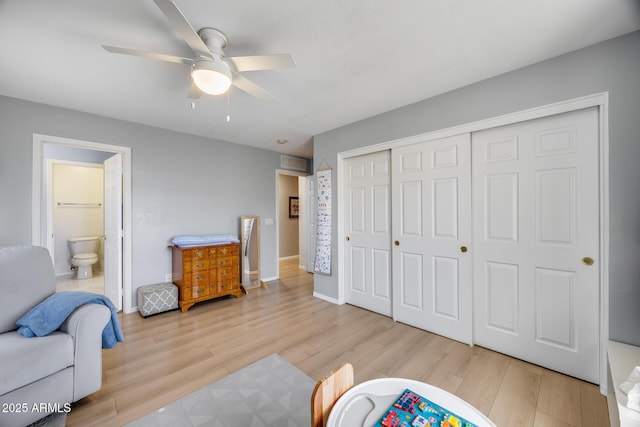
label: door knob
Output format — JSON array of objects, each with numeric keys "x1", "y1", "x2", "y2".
[
  {"x1": 346, "y1": 236, "x2": 350, "y2": 241},
  {"x1": 394, "y1": 241, "x2": 400, "y2": 246},
  {"x1": 582, "y1": 257, "x2": 594, "y2": 266},
  {"x1": 460, "y1": 246, "x2": 468, "y2": 253}
]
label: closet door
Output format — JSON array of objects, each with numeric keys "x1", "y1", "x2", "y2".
[
  {"x1": 472, "y1": 107, "x2": 600, "y2": 382},
  {"x1": 392, "y1": 134, "x2": 472, "y2": 344},
  {"x1": 344, "y1": 151, "x2": 392, "y2": 316}
]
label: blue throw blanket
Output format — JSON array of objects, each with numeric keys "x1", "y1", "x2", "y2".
[{"x1": 16, "y1": 291, "x2": 124, "y2": 349}]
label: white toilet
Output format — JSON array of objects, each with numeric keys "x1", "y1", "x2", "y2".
[{"x1": 68, "y1": 236, "x2": 101, "y2": 279}]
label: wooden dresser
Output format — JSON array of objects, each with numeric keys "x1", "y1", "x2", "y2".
[{"x1": 171, "y1": 242, "x2": 242, "y2": 312}]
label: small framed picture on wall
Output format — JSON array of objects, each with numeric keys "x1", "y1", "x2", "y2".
[{"x1": 289, "y1": 196, "x2": 299, "y2": 218}]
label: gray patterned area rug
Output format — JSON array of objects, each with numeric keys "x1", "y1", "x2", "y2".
[{"x1": 126, "y1": 353, "x2": 315, "y2": 427}]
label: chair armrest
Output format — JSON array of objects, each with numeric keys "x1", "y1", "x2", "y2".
[{"x1": 59, "y1": 304, "x2": 110, "y2": 402}]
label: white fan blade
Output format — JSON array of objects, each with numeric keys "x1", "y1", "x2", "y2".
[
  {"x1": 102, "y1": 45, "x2": 193, "y2": 65},
  {"x1": 153, "y1": 0, "x2": 212, "y2": 60},
  {"x1": 231, "y1": 72, "x2": 276, "y2": 100},
  {"x1": 228, "y1": 54, "x2": 295, "y2": 72}
]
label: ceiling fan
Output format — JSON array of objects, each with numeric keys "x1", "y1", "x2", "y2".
[{"x1": 102, "y1": 0, "x2": 295, "y2": 99}]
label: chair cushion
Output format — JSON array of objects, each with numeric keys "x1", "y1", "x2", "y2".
[
  {"x1": 0, "y1": 246, "x2": 56, "y2": 334},
  {"x1": 0, "y1": 331, "x2": 74, "y2": 395}
]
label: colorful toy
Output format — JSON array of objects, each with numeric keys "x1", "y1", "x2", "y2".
[
  {"x1": 374, "y1": 389, "x2": 479, "y2": 427},
  {"x1": 411, "y1": 415, "x2": 428, "y2": 427},
  {"x1": 394, "y1": 390, "x2": 422, "y2": 414},
  {"x1": 443, "y1": 414, "x2": 462, "y2": 427},
  {"x1": 381, "y1": 410, "x2": 401, "y2": 427}
]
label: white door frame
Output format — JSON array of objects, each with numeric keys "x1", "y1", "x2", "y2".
[
  {"x1": 298, "y1": 176, "x2": 313, "y2": 271},
  {"x1": 32, "y1": 134, "x2": 133, "y2": 314},
  {"x1": 336, "y1": 92, "x2": 609, "y2": 391}
]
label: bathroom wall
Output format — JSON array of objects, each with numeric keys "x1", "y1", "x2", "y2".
[{"x1": 52, "y1": 163, "x2": 104, "y2": 276}]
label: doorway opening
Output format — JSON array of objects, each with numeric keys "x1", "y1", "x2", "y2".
[
  {"x1": 32, "y1": 134, "x2": 132, "y2": 313},
  {"x1": 275, "y1": 170, "x2": 312, "y2": 279},
  {"x1": 49, "y1": 159, "x2": 107, "y2": 296}
]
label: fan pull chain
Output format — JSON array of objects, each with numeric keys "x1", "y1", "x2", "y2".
[{"x1": 226, "y1": 91, "x2": 231, "y2": 122}]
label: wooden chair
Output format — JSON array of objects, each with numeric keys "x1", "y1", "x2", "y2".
[{"x1": 310, "y1": 362, "x2": 355, "y2": 427}]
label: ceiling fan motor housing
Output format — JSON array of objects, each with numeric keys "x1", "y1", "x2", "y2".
[
  {"x1": 198, "y1": 27, "x2": 228, "y2": 57},
  {"x1": 190, "y1": 28, "x2": 232, "y2": 95}
]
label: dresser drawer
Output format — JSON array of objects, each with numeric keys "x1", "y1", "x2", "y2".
[
  {"x1": 182, "y1": 259, "x2": 192, "y2": 273},
  {"x1": 192, "y1": 259, "x2": 209, "y2": 271},
  {"x1": 217, "y1": 266, "x2": 237, "y2": 280},
  {"x1": 207, "y1": 247, "x2": 218, "y2": 258},
  {"x1": 218, "y1": 280, "x2": 238, "y2": 293},
  {"x1": 192, "y1": 271, "x2": 209, "y2": 286},
  {"x1": 209, "y1": 283, "x2": 219, "y2": 295},
  {"x1": 191, "y1": 248, "x2": 207, "y2": 260},
  {"x1": 191, "y1": 284, "x2": 209, "y2": 299},
  {"x1": 217, "y1": 257, "x2": 234, "y2": 268},
  {"x1": 218, "y1": 245, "x2": 238, "y2": 257},
  {"x1": 181, "y1": 285, "x2": 209, "y2": 301},
  {"x1": 181, "y1": 272, "x2": 192, "y2": 286}
]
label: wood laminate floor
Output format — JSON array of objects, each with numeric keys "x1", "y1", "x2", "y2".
[{"x1": 67, "y1": 258, "x2": 609, "y2": 426}]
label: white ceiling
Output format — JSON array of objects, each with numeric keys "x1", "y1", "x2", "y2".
[{"x1": 1, "y1": 1, "x2": 639, "y2": 159}]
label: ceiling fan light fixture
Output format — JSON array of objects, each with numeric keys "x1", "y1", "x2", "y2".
[{"x1": 191, "y1": 59, "x2": 232, "y2": 95}]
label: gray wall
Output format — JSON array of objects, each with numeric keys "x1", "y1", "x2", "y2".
[
  {"x1": 313, "y1": 31, "x2": 640, "y2": 346},
  {"x1": 0, "y1": 96, "x2": 282, "y2": 307},
  {"x1": 278, "y1": 174, "x2": 299, "y2": 258}
]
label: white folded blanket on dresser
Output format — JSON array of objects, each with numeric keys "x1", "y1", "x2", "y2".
[{"x1": 171, "y1": 233, "x2": 239, "y2": 247}]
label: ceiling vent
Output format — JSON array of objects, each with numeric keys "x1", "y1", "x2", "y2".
[{"x1": 280, "y1": 155, "x2": 308, "y2": 173}]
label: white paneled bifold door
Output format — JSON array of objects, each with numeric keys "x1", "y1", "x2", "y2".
[
  {"x1": 103, "y1": 153, "x2": 123, "y2": 311},
  {"x1": 472, "y1": 107, "x2": 600, "y2": 383},
  {"x1": 344, "y1": 151, "x2": 392, "y2": 316},
  {"x1": 392, "y1": 134, "x2": 472, "y2": 345},
  {"x1": 342, "y1": 107, "x2": 600, "y2": 382}
]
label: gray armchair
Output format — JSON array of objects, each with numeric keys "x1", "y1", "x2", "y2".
[{"x1": 0, "y1": 246, "x2": 110, "y2": 427}]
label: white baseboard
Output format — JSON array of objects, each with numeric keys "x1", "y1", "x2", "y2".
[{"x1": 313, "y1": 292, "x2": 340, "y2": 305}]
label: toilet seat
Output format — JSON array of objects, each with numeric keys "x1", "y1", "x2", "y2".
[{"x1": 73, "y1": 253, "x2": 98, "y2": 262}]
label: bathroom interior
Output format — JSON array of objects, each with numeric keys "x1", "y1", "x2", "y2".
[
  {"x1": 45, "y1": 144, "x2": 114, "y2": 295},
  {"x1": 54, "y1": 162, "x2": 104, "y2": 294}
]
